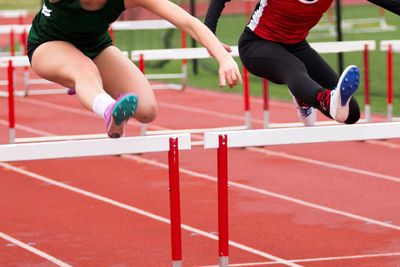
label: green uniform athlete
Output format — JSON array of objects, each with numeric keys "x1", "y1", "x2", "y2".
[{"x1": 28, "y1": 0, "x2": 242, "y2": 138}]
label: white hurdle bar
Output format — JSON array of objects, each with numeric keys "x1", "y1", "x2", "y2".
[
  {"x1": 131, "y1": 47, "x2": 249, "y2": 136},
  {"x1": 0, "y1": 10, "x2": 27, "y2": 18},
  {"x1": 0, "y1": 19, "x2": 184, "y2": 96},
  {"x1": 380, "y1": 40, "x2": 400, "y2": 122},
  {"x1": 0, "y1": 56, "x2": 69, "y2": 97},
  {"x1": 0, "y1": 133, "x2": 190, "y2": 267},
  {"x1": 203, "y1": 122, "x2": 400, "y2": 267}
]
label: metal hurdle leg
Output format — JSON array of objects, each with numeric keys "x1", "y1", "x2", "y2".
[
  {"x1": 168, "y1": 137, "x2": 183, "y2": 267},
  {"x1": 217, "y1": 135, "x2": 229, "y2": 267},
  {"x1": 8, "y1": 60, "x2": 15, "y2": 144}
]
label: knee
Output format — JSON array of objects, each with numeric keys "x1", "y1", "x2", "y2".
[{"x1": 136, "y1": 102, "x2": 158, "y2": 123}]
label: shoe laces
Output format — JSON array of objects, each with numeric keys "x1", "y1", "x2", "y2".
[{"x1": 299, "y1": 106, "x2": 313, "y2": 117}]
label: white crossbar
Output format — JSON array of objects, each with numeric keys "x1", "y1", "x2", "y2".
[
  {"x1": 0, "y1": 20, "x2": 174, "y2": 35},
  {"x1": 310, "y1": 40, "x2": 376, "y2": 53},
  {"x1": 0, "y1": 134, "x2": 191, "y2": 162},
  {"x1": 0, "y1": 24, "x2": 31, "y2": 34},
  {"x1": 380, "y1": 40, "x2": 400, "y2": 52},
  {"x1": 111, "y1": 20, "x2": 175, "y2": 30},
  {"x1": 204, "y1": 122, "x2": 400, "y2": 149},
  {"x1": 132, "y1": 47, "x2": 239, "y2": 61},
  {"x1": 131, "y1": 41, "x2": 375, "y2": 61},
  {"x1": 0, "y1": 10, "x2": 27, "y2": 18},
  {"x1": 0, "y1": 56, "x2": 29, "y2": 67}
]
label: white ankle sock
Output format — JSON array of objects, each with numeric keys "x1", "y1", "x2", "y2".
[{"x1": 92, "y1": 93, "x2": 115, "y2": 118}]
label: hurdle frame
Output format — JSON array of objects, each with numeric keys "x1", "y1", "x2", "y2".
[
  {"x1": 204, "y1": 122, "x2": 400, "y2": 267},
  {"x1": 380, "y1": 40, "x2": 400, "y2": 122},
  {"x1": 131, "y1": 46, "x2": 251, "y2": 136},
  {"x1": 0, "y1": 20, "x2": 186, "y2": 98},
  {"x1": 0, "y1": 133, "x2": 190, "y2": 267}
]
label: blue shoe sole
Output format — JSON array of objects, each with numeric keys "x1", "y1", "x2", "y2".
[
  {"x1": 112, "y1": 94, "x2": 138, "y2": 126},
  {"x1": 337, "y1": 65, "x2": 360, "y2": 106}
]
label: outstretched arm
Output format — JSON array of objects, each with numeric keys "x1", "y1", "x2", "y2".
[
  {"x1": 125, "y1": 0, "x2": 242, "y2": 88},
  {"x1": 367, "y1": 0, "x2": 400, "y2": 15},
  {"x1": 204, "y1": 0, "x2": 231, "y2": 34}
]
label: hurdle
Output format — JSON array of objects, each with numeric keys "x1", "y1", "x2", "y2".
[
  {"x1": 203, "y1": 122, "x2": 400, "y2": 267},
  {"x1": 380, "y1": 40, "x2": 400, "y2": 122},
  {"x1": 249, "y1": 40, "x2": 376, "y2": 128},
  {"x1": 0, "y1": 20, "x2": 186, "y2": 97},
  {"x1": 131, "y1": 46, "x2": 252, "y2": 136},
  {"x1": 0, "y1": 133, "x2": 191, "y2": 267}
]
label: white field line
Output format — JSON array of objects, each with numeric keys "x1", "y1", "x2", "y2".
[
  {"x1": 248, "y1": 147, "x2": 400, "y2": 183},
  {"x1": 122, "y1": 154, "x2": 400, "y2": 231},
  {"x1": 0, "y1": 232, "x2": 72, "y2": 267},
  {"x1": 0, "y1": 162, "x2": 298, "y2": 266},
  {"x1": 198, "y1": 251, "x2": 400, "y2": 266}
]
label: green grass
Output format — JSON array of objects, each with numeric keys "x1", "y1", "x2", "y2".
[
  {"x1": 0, "y1": 0, "x2": 41, "y2": 13},
  {"x1": 116, "y1": 4, "x2": 400, "y2": 116}
]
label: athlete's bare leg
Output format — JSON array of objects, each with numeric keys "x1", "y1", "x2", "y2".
[
  {"x1": 30, "y1": 41, "x2": 157, "y2": 124},
  {"x1": 31, "y1": 41, "x2": 105, "y2": 111},
  {"x1": 93, "y1": 46, "x2": 158, "y2": 123}
]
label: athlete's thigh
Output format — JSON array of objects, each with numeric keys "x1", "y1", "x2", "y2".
[
  {"x1": 239, "y1": 38, "x2": 307, "y2": 84},
  {"x1": 292, "y1": 42, "x2": 339, "y2": 89},
  {"x1": 31, "y1": 41, "x2": 100, "y2": 89},
  {"x1": 93, "y1": 46, "x2": 156, "y2": 108}
]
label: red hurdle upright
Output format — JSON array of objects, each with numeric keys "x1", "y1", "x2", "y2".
[
  {"x1": 387, "y1": 44, "x2": 393, "y2": 121},
  {"x1": 217, "y1": 134, "x2": 229, "y2": 267},
  {"x1": 8, "y1": 60, "x2": 15, "y2": 144},
  {"x1": 168, "y1": 137, "x2": 183, "y2": 267}
]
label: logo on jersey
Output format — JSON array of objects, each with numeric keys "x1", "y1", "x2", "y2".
[
  {"x1": 297, "y1": 0, "x2": 319, "y2": 4},
  {"x1": 41, "y1": 3, "x2": 52, "y2": 17}
]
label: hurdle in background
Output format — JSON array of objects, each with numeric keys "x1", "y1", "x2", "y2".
[
  {"x1": 203, "y1": 121, "x2": 400, "y2": 267},
  {"x1": 380, "y1": 40, "x2": 400, "y2": 122},
  {"x1": 110, "y1": 20, "x2": 188, "y2": 91},
  {"x1": 131, "y1": 46, "x2": 252, "y2": 136},
  {"x1": 0, "y1": 20, "x2": 185, "y2": 97},
  {"x1": 131, "y1": 40, "x2": 375, "y2": 135},
  {"x1": 263, "y1": 40, "x2": 375, "y2": 128},
  {"x1": 0, "y1": 133, "x2": 191, "y2": 267}
]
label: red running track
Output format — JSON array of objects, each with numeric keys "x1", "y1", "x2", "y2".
[{"x1": 1, "y1": 75, "x2": 400, "y2": 266}]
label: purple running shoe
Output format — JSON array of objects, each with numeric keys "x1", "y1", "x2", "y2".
[{"x1": 104, "y1": 93, "x2": 138, "y2": 138}]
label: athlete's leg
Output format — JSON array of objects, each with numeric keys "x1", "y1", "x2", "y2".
[
  {"x1": 31, "y1": 41, "x2": 105, "y2": 111},
  {"x1": 292, "y1": 41, "x2": 360, "y2": 124},
  {"x1": 239, "y1": 32, "x2": 321, "y2": 103},
  {"x1": 239, "y1": 30, "x2": 320, "y2": 125},
  {"x1": 93, "y1": 46, "x2": 158, "y2": 124},
  {"x1": 238, "y1": 30, "x2": 360, "y2": 124}
]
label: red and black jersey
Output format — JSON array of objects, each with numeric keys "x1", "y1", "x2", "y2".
[
  {"x1": 248, "y1": 0, "x2": 333, "y2": 43},
  {"x1": 204, "y1": 0, "x2": 398, "y2": 44}
]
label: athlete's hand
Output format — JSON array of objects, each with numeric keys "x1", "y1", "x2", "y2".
[
  {"x1": 218, "y1": 54, "x2": 242, "y2": 88},
  {"x1": 221, "y1": 42, "x2": 232, "y2": 53}
]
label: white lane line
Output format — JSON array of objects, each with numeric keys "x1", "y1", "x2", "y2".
[
  {"x1": 123, "y1": 154, "x2": 400, "y2": 231},
  {"x1": 0, "y1": 231, "x2": 72, "y2": 267},
  {"x1": 0, "y1": 163, "x2": 299, "y2": 266},
  {"x1": 198, "y1": 251, "x2": 400, "y2": 266},
  {"x1": 248, "y1": 147, "x2": 400, "y2": 183},
  {"x1": 1, "y1": 119, "x2": 399, "y2": 229}
]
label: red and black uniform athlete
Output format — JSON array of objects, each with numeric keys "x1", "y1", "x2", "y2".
[{"x1": 205, "y1": 0, "x2": 398, "y2": 124}]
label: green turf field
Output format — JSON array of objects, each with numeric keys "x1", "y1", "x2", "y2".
[{"x1": 1, "y1": 2, "x2": 399, "y2": 116}]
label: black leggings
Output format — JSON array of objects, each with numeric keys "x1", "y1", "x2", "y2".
[{"x1": 238, "y1": 28, "x2": 360, "y2": 124}]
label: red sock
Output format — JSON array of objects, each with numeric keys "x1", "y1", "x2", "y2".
[{"x1": 315, "y1": 89, "x2": 331, "y2": 112}]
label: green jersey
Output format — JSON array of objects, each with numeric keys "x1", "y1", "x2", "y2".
[{"x1": 28, "y1": 0, "x2": 126, "y2": 58}]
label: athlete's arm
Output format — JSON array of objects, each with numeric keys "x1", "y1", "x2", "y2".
[
  {"x1": 367, "y1": 0, "x2": 400, "y2": 15},
  {"x1": 204, "y1": 0, "x2": 231, "y2": 34},
  {"x1": 124, "y1": 0, "x2": 241, "y2": 88}
]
